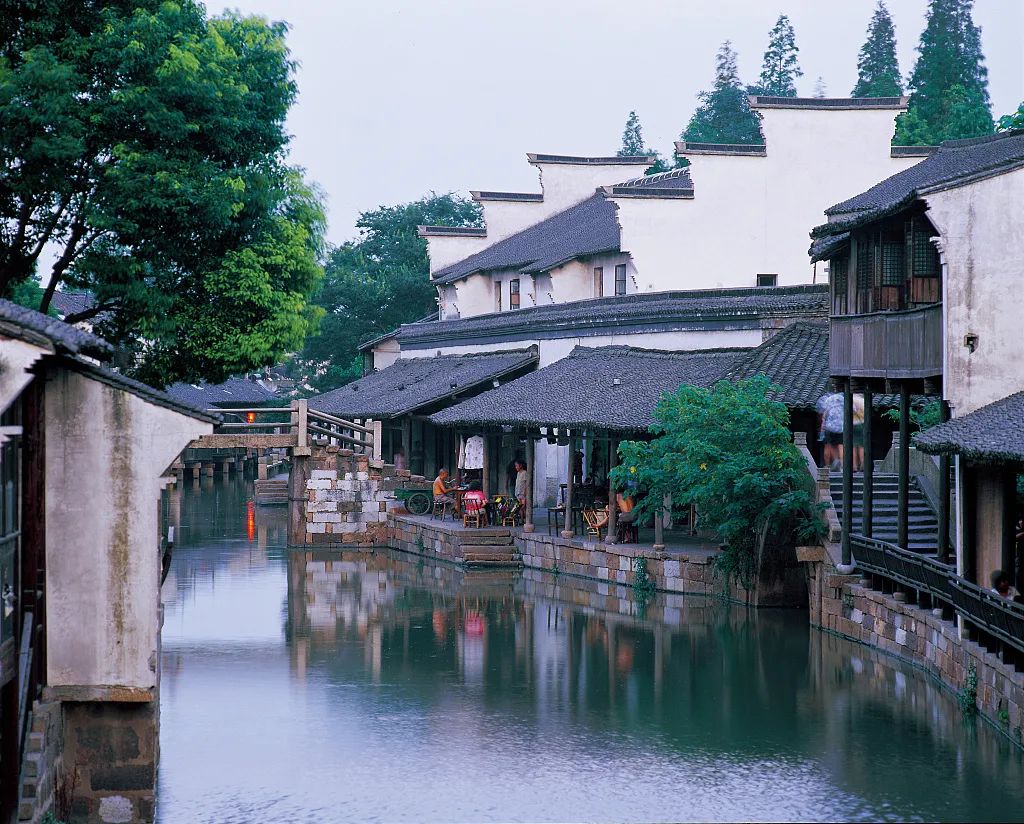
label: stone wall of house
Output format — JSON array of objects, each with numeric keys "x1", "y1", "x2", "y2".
[
  {"x1": 808, "y1": 557, "x2": 1024, "y2": 747},
  {"x1": 301, "y1": 447, "x2": 413, "y2": 546},
  {"x1": 60, "y1": 701, "x2": 158, "y2": 823},
  {"x1": 17, "y1": 701, "x2": 63, "y2": 823}
]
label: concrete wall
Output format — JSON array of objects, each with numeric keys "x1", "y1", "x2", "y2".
[
  {"x1": 614, "y1": 104, "x2": 920, "y2": 291},
  {"x1": 424, "y1": 234, "x2": 490, "y2": 275},
  {"x1": 924, "y1": 168, "x2": 1024, "y2": 415},
  {"x1": 451, "y1": 272, "x2": 494, "y2": 318},
  {"x1": 477, "y1": 199, "x2": 545, "y2": 243},
  {"x1": 44, "y1": 369, "x2": 209, "y2": 694},
  {"x1": 531, "y1": 158, "x2": 648, "y2": 215},
  {"x1": 0, "y1": 338, "x2": 48, "y2": 414}
]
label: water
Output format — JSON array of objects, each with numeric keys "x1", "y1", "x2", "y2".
[{"x1": 158, "y1": 477, "x2": 1024, "y2": 823}]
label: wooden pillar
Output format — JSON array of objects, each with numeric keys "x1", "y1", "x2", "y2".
[
  {"x1": 606, "y1": 436, "x2": 619, "y2": 544},
  {"x1": 560, "y1": 434, "x2": 575, "y2": 539},
  {"x1": 897, "y1": 383, "x2": 911, "y2": 550},
  {"x1": 523, "y1": 437, "x2": 535, "y2": 533},
  {"x1": 938, "y1": 399, "x2": 951, "y2": 565},
  {"x1": 841, "y1": 381, "x2": 854, "y2": 566},
  {"x1": 862, "y1": 385, "x2": 873, "y2": 538},
  {"x1": 1002, "y1": 467, "x2": 1017, "y2": 579},
  {"x1": 401, "y1": 418, "x2": 412, "y2": 470}
]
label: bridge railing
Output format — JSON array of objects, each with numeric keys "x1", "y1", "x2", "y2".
[{"x1": 207, "y1": 399, "x2": 380, "y2": 459}]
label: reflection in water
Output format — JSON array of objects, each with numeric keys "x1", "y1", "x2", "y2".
[{"x1": 158, "y1": 478, "x2": 1024, "y2": 824}]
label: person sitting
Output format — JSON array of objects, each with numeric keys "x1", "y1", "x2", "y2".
[
  {"x1": 989, "y1": 569, "x2": 1022, "y2": 602},
  {"x1": 616, "y1": 491, "x2": 638, "y2": 543},
  {"x1": 432, "y1": 468, "x2": 455, "y2": 505}
]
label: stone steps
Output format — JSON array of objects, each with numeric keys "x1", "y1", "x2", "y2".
[
  {"x1": 255, "y1": 479, "x2": 288, "y2": 506},
  {"x1": 830, "y1": 472, "x2": 939, "y2": 551}
]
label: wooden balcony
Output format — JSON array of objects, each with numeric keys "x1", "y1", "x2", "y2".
[{"x1": 830, "y1": 304, "x2": 942, "y2": 380}]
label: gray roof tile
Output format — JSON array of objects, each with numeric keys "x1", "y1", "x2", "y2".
[
  {"x1": 165, "y1": 377, "x2": 276, "y2": 409},
  {"x1": 398, "y1": 285, "x2": 829, "y2": 348},
  {"x1": 726, "y1": 321, "x2": 830, "y2": 409},
  {"x1": 431, "y1": 193, "x2": 620, "y2": 285},
  {"x1": 0, "y1": 298, "x2": 112, "y2": 359},
  {"x1": 430, "y1": 345, "x2": 746, "y2": 432},
  {"x1": 814, "y1": 130, "x2": 1024, "y2": 238},
  {"x1": 309, "y1": 349, "x2": 538, "y2": 419},
  {"x1": 914, "y1": 391, "x2": 1024, "y2": 463}
]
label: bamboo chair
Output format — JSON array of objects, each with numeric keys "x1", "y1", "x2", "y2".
[{"x1": 582, "y1": 506, "x2": 609, "y2": 540}]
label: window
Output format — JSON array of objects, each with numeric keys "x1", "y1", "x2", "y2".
[
  {"x1": 509, "y1": 278, "x2": 520, "y2": 310},
  {"x1": 614, "y1": 264, "x2": 627, "y2": 296},
  {"x1": 830, "y1": 253, "x2": 848, "y2": 315},
  {"x1": 756, "y1": 273, "x2": 778, "y2": 287},
  {"x1": 594, "y1": 267, "x2": 604, "y2": 297},
  {"x1": 494, "y1": 281, "x2": 502, "y2": 312}
]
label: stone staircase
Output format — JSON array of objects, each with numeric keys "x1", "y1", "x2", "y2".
[
  {"x1": 459, "y1": 528, "x2": 520, "y2": 568},
  {"x1": 254, "y1": 478, "x2": 288, "y2": 506},
  {"x1": 830, "y1": 471, "x2": 939, "y2": 553}
]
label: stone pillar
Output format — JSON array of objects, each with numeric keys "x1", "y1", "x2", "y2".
[
  {"x1": 862, "y1": 385, "x2": 873, "y2": 539},
  {"x1": 841, "y1": 381, "x2": 854, "y2": 566},
  {"x1": 560, "y1": 434, "x2": 575, "y2": 539},
  {"x1": 898, "y1": 383, "x2": 911, "y2": 550},
  {"x1": 523, "y1": 438, "x2": 535, "y2": 533},
  {"x1": 653, "y1": 494, "x2": 667, "y2": 550},
  {"x1": 606, "y1": 437, "x2": 619, "y2": 544},
  {"x1": 938, "y1": 399, "x2": 951, "y2": 565},
  {"x1": 288, "y1": 454, "x2": 312, "y2": 547},
  {"x1": 257, "y1": 454, "x2": 268, "y2": 480},
  {"x1": 203, "y1": 462, "x2": 214, "y2": 477}
]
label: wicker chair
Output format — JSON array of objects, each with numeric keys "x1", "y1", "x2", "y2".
[{"x1": 582, "y1": 506, "x2": 609, "y2": 539}]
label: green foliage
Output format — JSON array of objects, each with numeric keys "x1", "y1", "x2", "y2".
[
  {"x1": 998, "y1": 102, "x2": 1024, "y2": 131},
  {"x1": 883, "y1": 399, "x2": 942, "y2": 431},
  {"x1": 852, "y1": 1, "x2": 904, "y2": 97},
  {"x1": 9, "y1": 277, "x2": 51, "y2": 314},
  {"x1": 998, "y1": 707, "x2": 1010, "y2": 727},
  {"x1": 41, "y1": 812, "x2": 65, "y2": 824},
  {"x1": 752, "y1": 14, "x2": 802, "y2": 97},
  {"x1": 958, "y1": 663, "x2": 978, "y2": 716},
  {"x1": 632, "y1": 557, "x2": 656, "y2": 597},
  {"x1": 0, "y1": 1, "x2": 326, "y2": 386},
  {"x1": 812, "y1": 77, "x2": 827, "y2": 99},
  {"x1": 683, "y1": 42, "x2": 763, "y2": 146},
  {"x1": 894, "y1": 0, "x2": 993, "y2": 145},
  {"x1": 611, "y1": 376, "x2": 824, "y2": 587},
  {"x1": 293, "y1": 193, "x2": 481, "y2": 393},
  {"x1": 618, "y1": 111, "x2": 646, "y2": 156}
]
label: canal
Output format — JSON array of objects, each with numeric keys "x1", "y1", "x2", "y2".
[{"x1": 157, "y1": 477, "x2": 1024, "y2": 823}]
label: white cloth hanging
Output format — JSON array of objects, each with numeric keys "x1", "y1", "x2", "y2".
[{"x1": 464, "y1": 435, "x2": 484, "y2": 470}]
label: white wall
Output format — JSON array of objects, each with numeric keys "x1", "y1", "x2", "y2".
[
  {"x1": 615, "y1": 104, "x2": 922, "y2": 291},
  {"x1": 424, "y1": 234, "x2": 491, "y2": 274},
  {"x1": 925, "y1": 169, "x2": 1024, "y2": 415},
  {"x1": 531, "y1": 158, "x2": 650, "y2": 215},
  {"x1": 478, "y1": 199, "x2": 546, "y2": 243},
  {"x1": 370, "y1": 337, "x2": 401, "y2": 370},
  {"x1": 45, "y1": 369, "x2": 211, "y2": 692},
  {"x1": 0, "y1": 338, "x2": 47, "y2": 414},
  {"x1": 452, "y1": 272, "x2": 495, "y2": 318}
]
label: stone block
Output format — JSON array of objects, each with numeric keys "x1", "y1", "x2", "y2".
[
  {"x1": 98, "y1": 796, "x2": 134, "y2": 824},
  {"x1": 618, "y1": 556, "x2": 631, "y2": 572},
  {"x1": 664, "y1": 560, "x2": 681, "y2": 578},
  {"x1": 310, "y1": 469, "x2": 338, "y2": 480},
  {"x1": 307, "y1": 479, "x2": 332, "y2": 490},
  {"x1": 312, "y1": 512, "x2": 342, "y2": 523},
  {"x1": 307, "y1": 523, "x2": 326, "y2": 534},
  {"x1": 90, "y1": 764, "x2": 154, "y2": 792}
]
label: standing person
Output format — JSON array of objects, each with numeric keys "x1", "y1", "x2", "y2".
[
  {"x1": 514, "y1": 460, "x2": 529, "y2": 511},
  {"x1": 852, "y1": 393, "x2": 866, "y2": 471},
  {"x1": 816, "y1": 391, "x2": 845, "y2": 470}
]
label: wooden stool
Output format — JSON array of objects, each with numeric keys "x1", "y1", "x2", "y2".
[{"x1": 431, "y1": 498, "x2": 452, "y2": 520}]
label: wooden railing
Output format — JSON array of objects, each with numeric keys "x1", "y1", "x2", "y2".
[
  {"x1": 207, "y1": 399, "x2": 380, "y2": 458},
  {"x1": 830, "y1": 303, "x2": 942, "y2": 379},
  {"x1": 852, "y1": 534, "x2": 1024, "y2": 654}
]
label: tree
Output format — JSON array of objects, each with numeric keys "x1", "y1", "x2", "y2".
[
  {"x1": 852, "y1": 1, "x2": 904, "y2": 97},
  {"x1": 610, "y1": 376, "x2": 823, "y2": 586},
  {"x1": 0, "y1": 1, "x2": 326, "y2": 386},
  {"x1": 753, "y1": 14, "x2": 803, "y2": 97},
  {"x1": 295, "y1": 193, "x2": 482, "y2": 393},
  {"x1": 998, "y1": 102, "x2": 1024, "y2": 131},
  {"x1": 683, "y1": 42, "x2": 763, "y2": 146},
  {"x1": 616, "y1": 111, "x2": 672, "y2": 174},
  {"x1": 813, "y1": 77, "x2": 828, "y2": 98},
  {"x1": 894, "y1": 0, "x2": 993, "y2": 145}
]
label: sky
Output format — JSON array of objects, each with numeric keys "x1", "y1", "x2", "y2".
[{"x1": 219, "y1": 0, "x2": 1024, "y2": 247}]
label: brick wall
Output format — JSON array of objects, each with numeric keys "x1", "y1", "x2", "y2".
[{"x1": 301, "y1": 447, "x2": 409, "y2": 546}]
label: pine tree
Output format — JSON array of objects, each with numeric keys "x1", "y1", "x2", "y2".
[
  {"x1": 813, "y1": 77, "x2": 828, "y2": 98},
  {"x1": 683, "y1": 41, "x2": 763, "y2": 145},
  {"x1": 755, "y1": 14, "x2": 803, "y2": 97},
  {"x1": 617, "y1": 111, "x2": 647, "y2": 156},
  {"x1": 852, "y1": 1, "x2": 903, "y2": 97},
  {"x1": 895, "y1": 0, "x2": 993, "y2": 144}
]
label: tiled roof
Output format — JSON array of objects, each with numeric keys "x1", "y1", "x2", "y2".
[
  {"x1": 357, "y1": 312, "x2": 438, "y2": 353},
  {"x1": 604, "y1": 168, "x2": 694, "y2": 198},
  {"x1": 675, "y1": 141, "x2": 767, "y2": 157},
  {"x1": 809, "y1": 232, "x2": 851, "y2": 264},
  {"x1": 726, "y1": 321, "x2": 830, "y2": 409},
  {"x1": 165, "y1": 377, "x2": 276, "y2": 409},
  {"x1": 0, "y1": 298, "x2": 112, "y2": 359},
  {"x1": 750, "y1": 96, "x2": 907, "y2": 109},
  {"x1": 417, "y1": 225, "x2": 487, "y2": 238},
  {"x1": 396, "y1": 285, "x2": 829, "y2": 348},
  {"x1": 527, "y1": 153, "x2": 655, "y2": 165},
  {"x1": 309, "y1": 349, "x2": 538, "y2": 419},
  {"x1": 431, "y1": 193, "x2": 620, "y2": 285},
  {"x1": 49, "y1": 290, "x2": 96, "y2": 319},
  {"x1": 914, "y1": 391, "x2": 1024, "y2": 463},
  {"x1": 68, "y1": 360, "x2": 221, "y2": 423},
  {"x1": 429, "y1": 345, "x2": 746, "y2": 432},
  {"x1": 814, "y1": 130, "x2": 1024, "y2": 238},
  {"x1": 471, "y1": 191, "x2": 544, "y2": 202}
]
